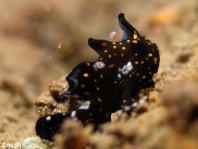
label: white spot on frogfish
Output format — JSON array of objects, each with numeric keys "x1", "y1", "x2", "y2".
[
  {"x1": 117, "y1": 73, "x2": 122, "y2": 79},
  {"x1": 46, "y1": 116, "x2": 51, "y2": 121},
  {"x1": 119, "y1": 61, "x2": 133, "y2": 75},
  {"x1": 79, "y1": 101, "x2": 91, "y2": 110},
  {"x1": 93, "y1": 61, "x2": 105, "y2": 70},
  {"x1": 71, "y1": 111, "x2": 76, "y2": 118}
]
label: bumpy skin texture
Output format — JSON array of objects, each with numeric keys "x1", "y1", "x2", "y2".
[{"x1": 36, "y1": 13, "x2": 160, "y2": 140}]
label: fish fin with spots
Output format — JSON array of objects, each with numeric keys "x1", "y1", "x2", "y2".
[
  {"x1": 64, "y1": 62, "x2": 96, "y2": 99},
  {"x1": 118, "y1": 13, "x2": 141, "y2": 40},
  {"x1": 88, "y1": 38, "x2": 111, "y2": 55},
  {"x1": 75, "y1": 97, "x2": 111, "y2": 125},
  {"x1": 35, "y1": 113, "x2": 69, "y2": 140}
]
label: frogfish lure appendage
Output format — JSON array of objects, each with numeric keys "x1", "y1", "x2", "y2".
[{"x1": 36, "y1": 13, "x2": 160, "y2": 140}]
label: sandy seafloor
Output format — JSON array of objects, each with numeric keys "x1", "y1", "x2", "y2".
[{"x1": 0, "y1": 0, "x2": 198, "y2": 148}]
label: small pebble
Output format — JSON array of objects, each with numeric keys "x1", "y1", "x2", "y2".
[{"x1": 22, "y1": 137, "x2": 47, "y2": 149}]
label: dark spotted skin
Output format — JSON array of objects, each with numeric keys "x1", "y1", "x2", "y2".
[{"x1": 36, "y1": 13, "x2": 160, "y2": 140}]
